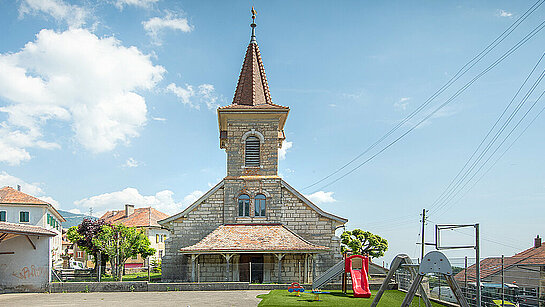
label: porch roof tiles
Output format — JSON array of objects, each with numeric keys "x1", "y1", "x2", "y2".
[{"x1": 179, "y1": 223, "x2": 328, "y2": 254}]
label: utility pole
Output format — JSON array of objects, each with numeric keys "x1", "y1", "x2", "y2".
[{"x1": 420, "y1": 209, "x2": 427, "y2": 261}]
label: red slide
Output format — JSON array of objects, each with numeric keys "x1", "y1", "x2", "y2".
[{"x1": 346, "y1": 255, "x2": 372, "y2": 298}]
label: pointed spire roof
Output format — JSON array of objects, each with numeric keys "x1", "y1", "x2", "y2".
[{"x1": 221, "y1": 9, "x2": 288, "y2": 110}]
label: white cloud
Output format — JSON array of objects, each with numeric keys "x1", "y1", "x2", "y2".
[
  {"x1": 0, "y1": 28, "x2": 165, "y2": 164},
  {"x1": 328, "y1": 104, "x2": 337, "y2": 108},
  {"x1": 498, "y1": 9, "x2": 513, "y2": 17},
  {"x1": 394, "y1": 97, "x2": 410, "y2": 111},
  {"x1": 0, "y1": 171, "x2": 60, "y2": 208},
  {"x1": 152, "y1": 117, "x2": 166, "y2": 121},
  {"x1": 143, "y1": 12, "x2": 193, "y2": 45},
  {"x1": 74, "y1": 187, "x2": 204, "y2": 215},
  {"x1": 115, "y1": 0, "x2": 159, "y2": 9},
  {"x1": 304, "y1": 191, "x2": 337, "y2": 204},
  {"x1": 166, "y1": 83, "x2": 219, "y2": 110},
  {"x1": 68, "y1": 208, "x2": 82, "y2": 214},
  {"x1": 278, "y1": 140, "x2": 293, "y2": 160},
  {"x1": 19, "y1": 0, "x2": 89, "y2": 28},
  {"x1": 124, "y1": 157, "x2": 140, "y2": 168}
]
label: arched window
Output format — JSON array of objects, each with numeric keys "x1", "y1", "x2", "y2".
[
  {"x1": 255, "y1": 194, "x2": 266, "y2": 217},
  {"x1": 245, "y1": 136, "x2": 260, "y2": 167},
  {"x1": 238, "y1": 194, "x2": 250, "y2": 217}
]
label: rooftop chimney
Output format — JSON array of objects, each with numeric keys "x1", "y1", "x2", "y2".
[
  {"x1": 535, "y1": 235, "x2": 541, "y2": 248},
  {"x1": 125, "y1": 204, "x2": 135, "y2": 217},
  {"x1": 17, "y1": 185, "x2": 21, "y2": 191}
]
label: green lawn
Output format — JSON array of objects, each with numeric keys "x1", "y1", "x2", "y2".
[
  {"x1": 257, "y1": 290, "x2": 444, "y2": 307},
  {"x1": 100, "y1": 271, "x2": 161, "y2": 282}
]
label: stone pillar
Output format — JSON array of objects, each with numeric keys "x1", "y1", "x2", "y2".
[
  {"x1": 190, "y1": 254, "x2": 199, "y2": 282},
  {"x1": 222, "y1": 254, "x2": 234, "y2": 282},
  {"x1": 274, "y1": 253, "x2": 285, "y2": 284}
]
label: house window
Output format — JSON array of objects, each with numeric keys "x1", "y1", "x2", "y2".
[
  {"x1": 255, "y1": 194, "x2": 266, "y2": 217},
  {"x1": 156, "y1": 234, "x2": 164, "y2": 243},
  {"x1": 159, "y1": 250, "x2": 163, "y2": 258},
  {"x1": 77, "y1": 251, "x2": 83, "y2": 258},
  {"x1": 238, "y1": 194, "x2": 250, "y2": 217},
  {"x1": 245, "y1": 136, "x2": 260, "y2": 167},
  {"x1": 19, "y1": 211, "x2": 29, "y2": 223},
  {"x1": 0, "y1": 211, "x2": 6, "y2": 222}
]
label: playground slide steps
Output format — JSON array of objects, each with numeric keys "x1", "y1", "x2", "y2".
[{"x1": 312, "y1": 260, "x2": 345, "y2": 290}]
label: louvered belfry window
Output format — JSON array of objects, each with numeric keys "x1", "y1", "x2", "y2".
[{"x1": 245, "y1": 136, "x2": 260, "y2": 167}]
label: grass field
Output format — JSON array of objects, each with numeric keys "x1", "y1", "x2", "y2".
[{"x1": 257, "y1": 289, "x2": 444, "y2": 307}]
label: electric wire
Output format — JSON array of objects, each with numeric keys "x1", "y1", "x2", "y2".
[
  {"x1": 311, "y1": 20, "x2": 545, "y2": 193},
  {"x1": 301, "y1": 0, "x2": 545, "y2": 192},
  {"x1": 428, "y1": 53, "x2": 545, "y2": 215},
  {"x1": 430, "y1": 67, "x2": 545, "y2": 216}
]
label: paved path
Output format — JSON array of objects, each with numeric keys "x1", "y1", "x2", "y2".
[{"x1": 0, "y1": 290, "x2": 269, "y2": 307}]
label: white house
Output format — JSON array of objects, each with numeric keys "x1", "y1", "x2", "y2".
[{"x1": 0, "y1": 186, "x2": 65, "y2": 266}]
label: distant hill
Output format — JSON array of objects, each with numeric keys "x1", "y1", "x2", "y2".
[{"x1": 58, "y1": 209, "x2": 97, "y2": 228}]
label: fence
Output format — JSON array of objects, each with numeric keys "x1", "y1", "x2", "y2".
[{"x1": 395, "y1": 256, "x2": 545, "y2": 307}]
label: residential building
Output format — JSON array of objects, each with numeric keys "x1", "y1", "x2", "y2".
[
  {"x1": 158, "y1": 16, "x2": 347, "y2": 283},
  {"x1": 455, "y1": 235, "x2": 545, "y2": 304},
  {"x1": 0, "y1": 186, "x2": 65, "y2": 266},
  {"x1": 100, "y1": 204, "x2": 169, "y2": 267}
]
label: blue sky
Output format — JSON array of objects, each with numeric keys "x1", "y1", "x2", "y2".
[{"x1": 0, "y1": 0, "x2": 544, "y2": 265}]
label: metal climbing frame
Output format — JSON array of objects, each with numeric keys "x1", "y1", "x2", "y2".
[
  {"x1": 401, "y1": 251, "x2": 469, "y2": 307},
  {"x1": 371, "y1": 254, "x2": 432, "y2": 307}
]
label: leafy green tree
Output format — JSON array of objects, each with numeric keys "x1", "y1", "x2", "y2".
[
  {"x1": 341, "y1": 229, "x2": 388, "y2": 259},
  {"x1": 93, "y1": 224, "x2": 155, "y2": 281},
  {"x1": 66, "y1": 218, "x2": 110, "y2": 271}
]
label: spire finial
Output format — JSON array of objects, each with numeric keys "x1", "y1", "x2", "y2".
[{"x1": 250, "y1": 6, "x2": 257, "y2": 44}]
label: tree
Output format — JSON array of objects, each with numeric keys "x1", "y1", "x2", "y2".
[
  {"x1": 66, "y1": 218, "x2": 110, "y2": 271},
  {"x1": 340, "y1": 229, "x2": 388, "y2": 259},
  {"x1": 93, "y1": 224, "x2": 155, "y2": 281}
]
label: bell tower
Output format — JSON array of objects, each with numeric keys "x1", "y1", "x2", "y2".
[{"x1": 218, "y1": 9, "x2": 289, "y2": 178}]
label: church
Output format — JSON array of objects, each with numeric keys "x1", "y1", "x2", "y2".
[{"x1": 158, "y1": 13, "x2": 347, "y2": 283}]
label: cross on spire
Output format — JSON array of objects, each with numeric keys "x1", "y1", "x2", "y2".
[{"x1": 250, "y1": 6, "x2": 257, "y2": 44}]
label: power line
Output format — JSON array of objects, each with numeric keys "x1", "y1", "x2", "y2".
[
  {"x1": 430, "y1": 66, "x2": 545, "y2": 216},
  {"x1": 428, "y1": 53, "x2": 545, "y2": 215},
  {"x1": 311, "y1": 20, "x2": 545, "y2": 193},
  {"x1": 436, "y1": 97, "x2": 545, "y2": 218},
  {"x1": 301, "y1": 0, "x2": 545, "y2": 192}
]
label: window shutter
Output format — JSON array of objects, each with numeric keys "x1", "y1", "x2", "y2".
[{"x1": 245, "y1": 136, "x2": 260, "y2": 167}]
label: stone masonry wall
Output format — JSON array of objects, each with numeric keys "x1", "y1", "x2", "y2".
[
  {"x1": 161, "y1": 187, "x2": 224, "y2": 281},
  {"x1": 226, "y1": 119, "x2": 280, "y2": 177}
]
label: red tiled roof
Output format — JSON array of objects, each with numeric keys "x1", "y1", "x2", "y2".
[
  {"x1": 224, "y1": 40, "x2": 288, "y2": 110},
  {"x1": 100, "y1": 207, "x2": 169, "y2": 228},
  {"x1": 455, "y1": 243, "x2": 545, "y2": 282},
  {"x1": 0, "y1": 186, "x2": 50, "y2": 205},
  {"x1": 179, "y1": 224, "x2": 328, "y2": 253},
  {"x1": 0, "y1": 186, "x2": 65, "y2": 222},
  {"x1": 0, "y1": 221, "x2": 57, "y2": 236}
]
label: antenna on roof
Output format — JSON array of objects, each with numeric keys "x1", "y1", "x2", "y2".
[
  {"x1": 17, "y1": 185, "x2": 21, "y2": 191},
  {"x1": 89, "y1": 207, "x2": 93, "y2": 217}
]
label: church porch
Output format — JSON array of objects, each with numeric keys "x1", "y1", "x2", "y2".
[{"x1": 179, "y1": 224, "x2": 328, "y2": 283}]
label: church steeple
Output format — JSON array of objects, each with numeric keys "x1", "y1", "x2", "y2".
[{"x1": 231, "y1": 8, "x2": 274, "y2": 107}]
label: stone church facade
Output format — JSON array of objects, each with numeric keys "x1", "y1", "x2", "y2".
[{"x1": 158, "y1": 17, "x2": 347, "y2": 283}]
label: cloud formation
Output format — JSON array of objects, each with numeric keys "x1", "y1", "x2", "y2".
[
  {"x1": 19, "y1": 0, "x2": 89, "y2": 28},
  {"x1": 166, "y1": 83, "x2": 219, "y2": 110},
  {"x1": 0, "y1": 171, "x2": 59, "y2": 208},
  {"x1": 394, "y1": 97, "x2": 410, "y2": 111},
  {"x1": 124, "y1": 157, "x2": 140, "y2": 168},
  {"x1": 74, "y1": 187, "x2": 204, "y2": 215},
  {"x1": 498, "y1": 9, "x2": 513, "y2": 17},
  {"x1": 278, "y1": 140, "x2": 293, "y2": 160},
  {"x1": 115, "y1": 0, "x2": 159, "y2": 9},
  {"x1": 0, "y1": 28, "x2": 165, "y2": 164},
  {"x1": 304, "y1": 191, "x2": 337, "y2": 204},
  {"x1": 143, "y1": 12, "x2": 193, "y2": 45}
]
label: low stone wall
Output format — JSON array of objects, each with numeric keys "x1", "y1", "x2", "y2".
[{"x1": 47, "y1": 280, "x2": 394, "y2": 293}]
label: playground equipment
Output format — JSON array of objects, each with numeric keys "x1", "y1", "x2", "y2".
[
  {"x1": 288, "y1": 282, "x2": 305, "y2": 296},
  {"x1": 371, "y1": 251, "x2": 469, "y2": 307},
  {"x1": 312, "y1": 254, "x2": 371, "y2": 298}
]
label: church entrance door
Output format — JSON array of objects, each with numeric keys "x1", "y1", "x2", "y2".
[{"x1": 239, "y1": 254, "x2": 264, "y2": 283}]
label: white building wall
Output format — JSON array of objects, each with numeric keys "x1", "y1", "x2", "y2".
[
  {"x1": 0, "y1": 234, "x2": 51, "y2": 292},
  {"x1": 148, "y1": 227, "x2": 169, "y2": 262},
  {"x1": 0, "y1": 205, "x2": 63, "y2": 265}
]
